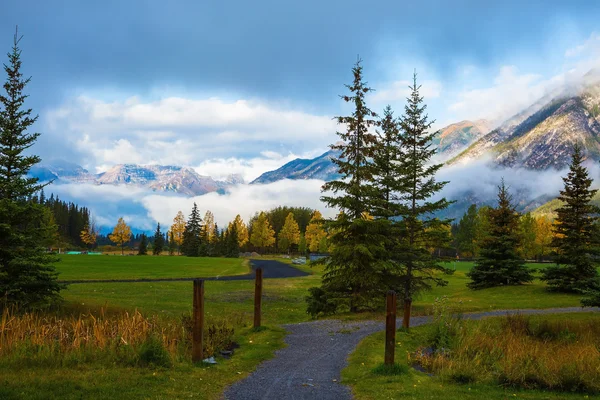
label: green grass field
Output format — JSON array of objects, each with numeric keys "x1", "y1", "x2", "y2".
[
  {"x1": 343, "y1": 313, "x2": 599, "y2": 400},
  {"x1": 0, "y1": 258, "x2": 592, "y2": 399},
  {"x1": 54, "y1": 254, "x2": 250, "y2": 281}
]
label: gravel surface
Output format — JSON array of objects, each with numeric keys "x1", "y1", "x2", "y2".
[
  {"x1": 224, "y1": 307, "x2": 599, "y2": 400},
  {"x1": 61, "y1": 259, "x2": 308, "y2": 284}
]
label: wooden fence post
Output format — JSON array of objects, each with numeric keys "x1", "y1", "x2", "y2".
[
  {"x1": 254, "y1": 268, "x2": 263, "y2": 328},
  {"x1": 385, "y1": 290, "x2": 397, "y2": 365},
  {"x1": 192, "y1": 279, "x2": 204, "y2": 362}
]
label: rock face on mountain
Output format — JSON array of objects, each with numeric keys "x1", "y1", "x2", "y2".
[
  {"x1": 449, "y1": 77, "x2": 600, "y2": 170},
  {"x1": 432, "y1": 119, "x2": 491, "y2": 159},
  {"x1": 251, "y1": 150, "x2": 342, "y2": 184},
  {"x1": 31, "y1": 162, "x2": 242, "y2": 196}
]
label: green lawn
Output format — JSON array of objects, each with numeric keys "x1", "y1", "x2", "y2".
[
  {"x1": 343, "y1": 313, "x2": 599, "y2": 400},
  {"x1": 54, "y1": 254, "x2": 250, "y2": 281},
  {"x1": 2, "y1": 258, "x2": 592, "y2": 399}
]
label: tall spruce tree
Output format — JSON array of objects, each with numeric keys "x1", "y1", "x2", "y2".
[
  {"x1": 153, "y1": 223, "x2": 165, "y2": 255},
  {"x1": 541, "y1": 145, "x2": 600, "y2": 293},
  {"x1": 467, "y1": 180, "x2": 533, "y2": 289},
  {"x1": 224, "y1": 223, "x2": 240, "y2": 258},
  {"x1": 313, "y1": 58, "x2": 390, "y2": 313},
  {"x1": 138, "y1": 234, "x2": 148, "y2": 255},
  {"x1": 181, "y1": 203, "x2": 202, "y2": 256},
  {"x1": 392, "y1": 73, "x2": 452, "y2": 328},
  {"x1": 0, "y1": 29, "x2": 62, "y2": 307}
]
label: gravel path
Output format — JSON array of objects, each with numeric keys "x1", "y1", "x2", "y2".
[
  {"x1": 224, "y1": 307, "x2": 600, "y2": 400},
  {"x1": 60, "y1": 259, "x2": 308, "y2": 284}
]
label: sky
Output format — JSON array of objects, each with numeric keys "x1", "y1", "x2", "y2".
[{"x1": 3, "y1": 0, "x2": 600, "y2": 228}]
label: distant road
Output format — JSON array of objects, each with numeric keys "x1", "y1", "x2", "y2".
[{"x1": 60, "y1": 259, "x2": 310, "y2": 284}]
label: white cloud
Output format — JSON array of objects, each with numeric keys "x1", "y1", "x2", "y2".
[
  {"x1": 371, "y1": 79, "x2": 442, "y2": 104},
  {"x1": 47, "y1": 179, "x2": 337, "y2": 231},
  {"x1": 565, "y1": 32, "x2": 600, "y2": 58},
  {"x1": 45, "y1": 95, "x2": 338, "y2": 173}
]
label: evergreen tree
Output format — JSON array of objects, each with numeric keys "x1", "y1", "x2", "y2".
[
  {"x1": 153, "y1": 223, "x2": 164, "y2": 255},
  {"x1": 0, "y1": 29, "x2": 62, "y2": 307},
  {"x1": 138, "y1": 234, "x2": 148, "y2": 255},
  {"x1": 456, "y1": 204, "x2": 478, "y2": 257},
  {"x1": 224, "y1": 223, "x2": 240, "y2": 257},
  {"x1": 181, "y1": 203, "x2": 202, "y2": 257},
  {"x1": 168, "y1": 231, "x2": 176, "y2": 255},
  {"x1": 312, "y1": 59, "x2": 390, "y2": 313},
  {"x1": 467, "y1": 180, "x2": 533, "y2": 289},
  {"x1": 541, "y1": 145, "x2": 600, "y2": 293},
  {"x1": 392, "y1": 73, "x2": 452, "y2": 328}
]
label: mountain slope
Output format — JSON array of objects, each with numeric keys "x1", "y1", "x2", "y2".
[
  {"x1": 432, "y1": 119, "x2": 491, "y2": 159},
  {"x1": 30, "y1": 161, "x2": 242, "y2": 196},
  {"x1": 251, "y1": 150, "x2": 341, "y2": 184}
]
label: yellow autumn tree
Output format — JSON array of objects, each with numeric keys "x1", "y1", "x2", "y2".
[
  {"x1": 171, "y1": 211, "x2": 186, "y2": 254},
  {"x1": 204, "y1": 210, "x2": 215, "y2": 243},
  {"x1": 534, "y1": 216, "x2": 554, "y2": 260},
  {"x1": 278, "y1": 212, "x2": 301, "y2": 253},
  {"x1": 80, "y1": 222, "x2": 97, "y2": 249},
  {"x1": 250, "y1": 212, "x2": 275, "y2": 252},
  {"x1": 228, "y1": 214, "x2": 249, "y2": 247},
  {"x1": 109, "y1": 217, "x2": 132, "y2": 255},
  {"x1": 305, "y1": 210, "x2": 327, "y2": 252}
]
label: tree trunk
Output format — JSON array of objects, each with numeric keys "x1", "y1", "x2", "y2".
[{"x1": 402, "y1": 298, "x2": 412, "y2": 329}]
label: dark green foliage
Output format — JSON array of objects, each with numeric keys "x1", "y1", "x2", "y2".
[
  {"x1": 181, "y1": 203, "x2": 202, "y2": 257},
  {"x1": 541, "y1": 144, "x2": 600, "y2": 293},
  {"x1": 0, "y1": 30, "x2": 62, "y2": 308},
  {"x1": 137, "y1": 234, "x2": 147, "y2": 255},
  {"x1": 316, "y1": 59, "x2": 389, "y2": 313},
  {"x1": 467, "y1": 180, "x2": 533, "y2": 289},
  {"x1": 223, "y1": 223, "x2": 239, "y2": 258},
  {"x1": 305, "y1": 286, "x2": 338, "y2": 318},
  {"x1": 137, "y1": 335, "x2": 171, "y2": 368},
  {"x1": 390, "y1": 73, "x2": 452, "y2": 320},
  {"x1": 455, "y1": 204, "x2": 478, "y2": 257},
  {"x1": 152, "y1": 223, "x2": 164, "y2": 255}
]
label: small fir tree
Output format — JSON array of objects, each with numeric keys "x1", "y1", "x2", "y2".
[
  {"x1": 168, "y1": 231, "x2": 176, "y2": 255},
  {"x1": 153, "y1": 223, "x2": 164, "y2": 255},
  {"x1": 138, "y1": 234, "x2": 148, "y2": 255},
  {"x1": 181, "y1": 203, "x2": 202, "y2": 257},
  {"x1": 541, "y1": 144, "x2": 600, "y2": 293},
  {"x1": 467, "y1": 180, "x2": 533, "y2": 289}
]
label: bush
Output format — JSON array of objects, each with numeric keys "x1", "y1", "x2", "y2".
[
  {"x1": 138, "y1": 334, "x2": 172, "y2": 367},
  {"x1": 305, "y1": 287, "x2": 338, "y2": 318}
]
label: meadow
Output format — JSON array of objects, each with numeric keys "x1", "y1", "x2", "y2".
[
  {"x1": 343, "y1": 312, "x2": 600, "y2": 399},
  {"x1": 0, "y1": 257, "x2": 592, "y2": 399}
]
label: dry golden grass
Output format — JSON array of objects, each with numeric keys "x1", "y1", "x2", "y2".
[{"x1": 415, "y1": 314, "x2": 600, "y2": 393}]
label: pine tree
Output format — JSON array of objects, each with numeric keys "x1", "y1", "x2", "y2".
[
  {"x1": 224, "y1": 223, "x2": 240, "y2": 258},
  {"x1": 182, "y1": 203, "x2": 202, "y2": 257},
  {"x1": 109, "y1": 217, "x2": 132, "y2": 255},
  {"x1": 541, "y1": 145, "x2": 600, "y2": 293},
  {"x1": 312, "y1": 59, "x2": 390, "y2": 314},
  {"x1": 467, "y1": 180, "x2": 533, "y2": 289},
  {"x1": 138, "y1": 234, "x2": 148, "y2": 255},
  {"x1": 278, "y1": 212, "x2": 301, "y2": 253},
  {"x1": 392, "y1": 72, "x2": 452, "y2": 328},
  {"x1": 153, "y1": 223, "x2": 164, "y2": 255},
  {"x1": 0, "y1": 28, "x2": 62, "y2": 307}
]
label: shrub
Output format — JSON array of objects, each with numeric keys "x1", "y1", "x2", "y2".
[
  {"x1": 138, "y1": 334, "x2": 172, "y2": 367},
  {"x1": 305, "y1": 287, "x2": 338, "y2": 318}
]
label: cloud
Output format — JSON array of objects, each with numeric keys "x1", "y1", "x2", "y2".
[
  {"x1": 46, "y1": 179, "x2": 337, "y2": 232},
  {"x1": 371, "y1": 79, "x2": 442, "y2": 104},
  {"x1": 44, "y1": 95, "x2": 338, "y2": 172},
  {"x1": 565, "y1": 32, "x2": 600, "y2": 58}
]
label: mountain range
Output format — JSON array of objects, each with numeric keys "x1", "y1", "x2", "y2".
[
  {"x1": 31, "y1": 69, "x2": 600, "y2": 222},
  {"x1": 31, "y1": 160, "x2": 244, "y2": 196}
]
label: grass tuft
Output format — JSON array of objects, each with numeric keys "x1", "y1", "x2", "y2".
[{"x1": 372, "y1": 363, "x2": 410, "y2": 376}]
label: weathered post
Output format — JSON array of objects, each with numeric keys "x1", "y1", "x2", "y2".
[
  {"x1": 385, "y1": 290, "x2": 397, "y2": 365},
  {"x1": 192, "y1": 279, "x2": 204, "y2": 362},
  {"x1": 254, "y1": 268, "x2": 263, "y2": 328}
]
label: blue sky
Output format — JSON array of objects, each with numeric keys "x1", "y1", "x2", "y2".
[{"x1": 3, "y1": 0, "x2": 600, "y2": 229}]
